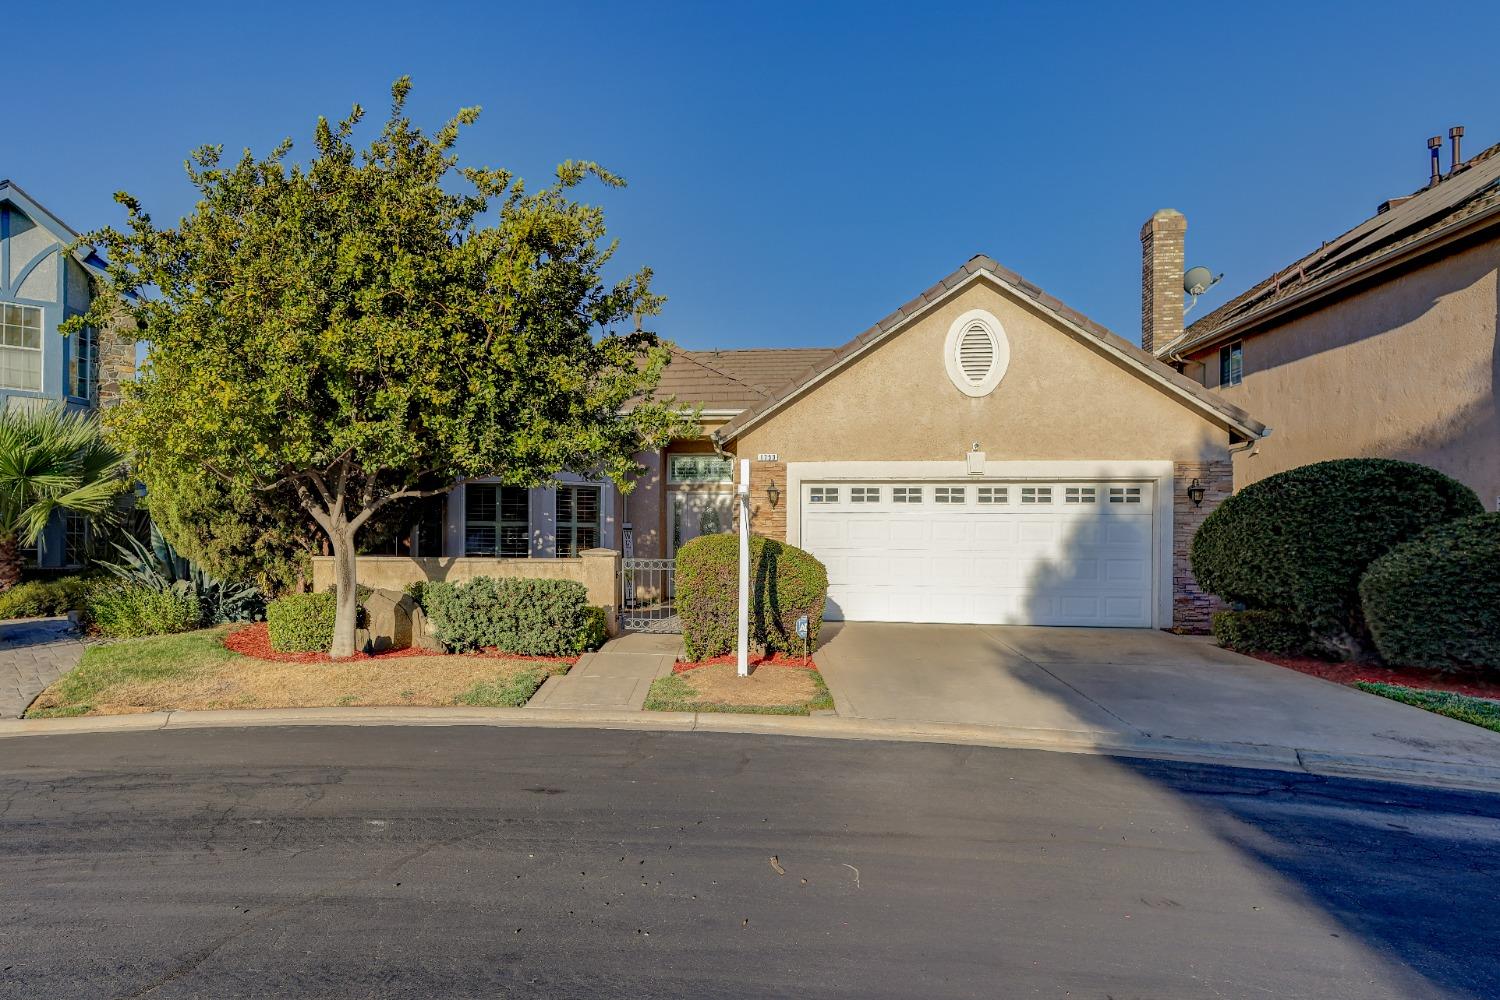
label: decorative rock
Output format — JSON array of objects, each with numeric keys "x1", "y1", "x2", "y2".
[{"x1": 361, "y1": 589, "x2": 417, "y2": 653}]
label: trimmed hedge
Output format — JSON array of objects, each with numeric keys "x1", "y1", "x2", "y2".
[
  {"x1": 1359, "y1": 513, "x2": 1500, "y2": 673},
  {"x1": 422, "y1": 577, "x2": 599, "y2": 655},
  {"x1": 1191, "y1": 459, "x2": 1482, "y2": 649},
  {"x1": 676, "y1": 534, "x2": 828, "y2": 662},
  {"x1": 86, "y1": 585, "x2": 202, "y2": 639},
  {"x1": 1211, "y1": 609, "x2": 1311, "y2": 657},
  {"x1": 267, "y1": 591, "x2": 338, "y2": 653},
  {"x1": 0, "y1": 576, "x2": 95, "y2": 619}
]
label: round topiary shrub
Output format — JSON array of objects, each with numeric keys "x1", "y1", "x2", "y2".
[
  {"x1": 1190, "y1": 459, "x2": 1482, "y2": 653},
  {"x1": 676, "y1": 534, "x2": 828, "y2": 662},
  {"x1": 1211, "y1": 609, "x2": 1311, "y2": 657},
  {"x1": 1359, "y1": 513, "x2": 1500, "y2": 673}
]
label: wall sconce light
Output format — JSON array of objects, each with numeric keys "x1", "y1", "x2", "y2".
[
  {"x1": 1187, "y1": 478, "x2": 1206, "y2": 507},
  {"x1": 766, "y1": 479, "x2": 781, "y2": 508}
]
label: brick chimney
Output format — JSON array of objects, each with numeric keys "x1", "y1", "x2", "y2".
[{"x1": 1140, "y1": 208, "x2": 1186, "y2": 355}]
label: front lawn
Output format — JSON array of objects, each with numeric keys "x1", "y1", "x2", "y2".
[
  {"x1": 27, "y1": 626, "x2": 570, "y2": 718},
  {"x1": 1353, "y1": 682, "x2": 1500, "y2": 735},
  {"x1": 644, "y1": 662, "x2": 834, "y2": 716}
]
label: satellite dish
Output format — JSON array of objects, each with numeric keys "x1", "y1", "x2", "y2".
[
  {"x1": 1184, "y1": 266, "x2": 1221, "y2": 296},
  {"x1": 1182, "y1": 265, "x2": 1224, "y2": 315}
]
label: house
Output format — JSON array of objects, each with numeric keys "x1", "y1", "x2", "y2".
[
  {"x1": 1148, "y1": 128, "x2": 1500, "y2": 509},
  {"x1": 0, "y1": 179, "x2": 136, "y2": 567},
  {"x1": 343, "y1": 256, "x2": 1266, "y2": 634}
]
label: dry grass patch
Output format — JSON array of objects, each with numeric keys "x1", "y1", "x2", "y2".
[
  {"x1": 644, "y1": 663, "x2": 833, "y2": 715},
  {"x1": 27, "y1": 626, "x2": 569, "y2": 717}
]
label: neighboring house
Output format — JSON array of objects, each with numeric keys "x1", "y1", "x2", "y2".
[
  {"x1": 1147, "y1": 131, "x2": 1500, "y2": 509},
  {"x1": 0, "y1": 179, "x2": 136, "y2": 567},
  {"x1": 361, "y1": 257, "x2": 1266, "y2": 633}
]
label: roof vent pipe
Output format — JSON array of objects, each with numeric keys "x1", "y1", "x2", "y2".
[
  {"x1": 1427, "y1": 136, "x2": 1443, "y2": 187},
  {"x1": 1449, "y1": 125, "x2": 1465, "y2": 174}
]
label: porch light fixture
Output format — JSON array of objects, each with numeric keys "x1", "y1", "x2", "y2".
[
  {"x1": 766, "y1": 479, "x2": 781, "y2": 508},
  {"x1": 1187, "y1": 478, "x2": 1206, "y2": 507}
]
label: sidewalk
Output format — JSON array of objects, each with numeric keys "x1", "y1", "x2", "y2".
[{"x1": 527, "y1": 632, "x2": 679, "y2": 711}]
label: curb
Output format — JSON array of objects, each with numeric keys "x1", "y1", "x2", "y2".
[{"x1": 3, "y1": 708, "x2": 1499, "y2": 793}]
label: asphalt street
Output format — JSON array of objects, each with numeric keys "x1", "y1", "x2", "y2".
[{"x1": 2, "y1": 726, "x2": 1498, "y2": 998}]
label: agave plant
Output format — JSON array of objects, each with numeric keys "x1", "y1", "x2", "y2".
[{"x1": 103, "y1": 522, "x2": 265, "y2": 624}]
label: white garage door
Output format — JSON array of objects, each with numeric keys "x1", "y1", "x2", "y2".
[{"x1": 800, "y1": 481, "x2": 1155, "y2": 627}]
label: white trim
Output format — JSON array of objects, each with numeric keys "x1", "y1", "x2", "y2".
[
  {"x1": 943, "y1": 308, "x2": 1009, "y2": 397},
  {"x1": 717, "y1": 269, "x2": 1264, "y2": 441},
  {"x1": 784, "y1": 459, "x2": 1175, "y2": 629}
]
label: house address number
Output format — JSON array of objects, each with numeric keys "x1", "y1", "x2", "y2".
[{"x1": 756, "y1": 453, "x2": 779, "y2": 462}]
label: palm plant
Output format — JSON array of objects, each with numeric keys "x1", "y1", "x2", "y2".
[{"x1": 0, "y1": 406, "x2": 128, "y2": 590}]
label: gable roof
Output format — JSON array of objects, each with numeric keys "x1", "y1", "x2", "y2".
[
  {"x1": 654, "y1": 346, "x2": 837, "y2": 411},
  {"x1": 0, "y1": 179, "x2": 110, "y2": 279},
  {"x1": 713, "y1": 255, "x2": 1267, "y2": 444},
  {"x1": 1165, "y1": 138, "x2": 1500, "y2": 357}
]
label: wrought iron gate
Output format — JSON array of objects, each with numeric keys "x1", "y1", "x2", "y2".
[{"x1": 619, "y1": 557, "x2": 679, "y2": 633}]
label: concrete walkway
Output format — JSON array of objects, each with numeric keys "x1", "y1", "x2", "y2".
[
  {"x1": 528, "y1": 632, "x2": 680, "y2": 711},
  {"x1": 814, "y1": 622, "x2": 1500, "y2": 772},
  {"x1": 0, "y1": 617, "x2": 83, "y2": 718}
]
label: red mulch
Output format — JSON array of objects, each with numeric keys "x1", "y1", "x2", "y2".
[
  {"x1": 674, "y1": 651, "x2": 817, "y2": 674},
  {"x1": 221, "y1": 622, "x2": 578, "y2": 666},
  {"x1": 1248, "y1": 651, "x2": 1500, "y2": 699}
]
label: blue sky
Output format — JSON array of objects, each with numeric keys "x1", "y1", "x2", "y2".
[{"x1": 7, "y1": 1, "x2": 1499, "y2": 350}]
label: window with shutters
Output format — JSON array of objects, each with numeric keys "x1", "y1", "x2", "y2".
[
  {"x1": 466, "y1": 484, "x2": 530, "y2": 557},
  {"x1": 943, "y1": 309, "x2": 1010, "y2": 396},
  {"x1": 557, "y1": 486, "x2": 601, "y2": 557}
]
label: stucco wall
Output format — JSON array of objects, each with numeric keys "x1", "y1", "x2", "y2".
[
  {"x1": 312, "y1": 549, "x2": 621, "y2": 615},
  {"x1": 736, "y1": 279, "x2": 1229, "y2": 464},
  {"x1": 1188, "y1": 235, "x2": 1500, "y2": 507}
]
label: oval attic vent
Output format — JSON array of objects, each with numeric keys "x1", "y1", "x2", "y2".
[
  {"x1": 943, "y1": 309, "x2": 1010, "y2": 397},
  {"x1": 957, "y1": 322, "x2": 995, "y2": 384}
]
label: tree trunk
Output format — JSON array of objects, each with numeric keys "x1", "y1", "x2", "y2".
[
  {"x1": 329, "y1": 528, "x2": 361, "y2": 659},
  {"x1": 0, "y1": 533, "x2": 22, "y2": 593}
]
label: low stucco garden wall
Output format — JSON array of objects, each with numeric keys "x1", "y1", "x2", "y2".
[{"x1": 312, "y1": 550, "x2": 621, "y2": 621}]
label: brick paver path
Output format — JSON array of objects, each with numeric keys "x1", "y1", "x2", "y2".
[{"x1": 0, "y1": 618, "x2": 83, "y2": 718}]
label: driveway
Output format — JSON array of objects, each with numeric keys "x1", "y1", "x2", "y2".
[
  {"x1": 0, "y1": 618, "x2": 82, "y2": 719},
  {"x1": 814, "y1": 622, "x2": 1500, "y2": 768}
]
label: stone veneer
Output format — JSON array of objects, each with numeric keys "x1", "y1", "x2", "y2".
[
  {"x1": 732, "y1": 458, "x2": 788, "y2": 541},
  {"x1": 1172, "y1": 460, "x2": 1232, "y2": 632},
  {"x1": 96, "y1": 311, "x2": 138, "y2": 409}
]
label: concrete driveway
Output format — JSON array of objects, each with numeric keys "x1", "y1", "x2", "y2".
[{"x1": 814, "y1": 622, "x2": 1500, "y2": 768}]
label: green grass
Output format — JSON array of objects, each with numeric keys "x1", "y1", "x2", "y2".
[
  {"x1": 1353, "y1": 682, "x2": 1500, "y2": 734},
  {"x1": 455, "y1": 664, "x2": 567, "y2": 708},
  {"x1": 26, "y1": 627, "x2": 238, "y2": 719},
  {"x1": 643, "y1": 670, "x2": 835, "y2": 716}
]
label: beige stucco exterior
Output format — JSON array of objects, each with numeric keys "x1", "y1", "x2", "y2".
[
  {"x1": 1185, "y1": 234, "x2": 1500, "y2": 507},
  {"x1": 733, "y1": 278, "x2": 1231, "y2": 463}
]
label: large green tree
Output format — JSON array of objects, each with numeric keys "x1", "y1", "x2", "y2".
[{"x1": 72, "y1": 79, "x2": 688, "y2": 656}]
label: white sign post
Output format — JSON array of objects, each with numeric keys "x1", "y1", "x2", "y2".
[{"x1": 736, "y1": 458, "x2": 750, "y2": 677}]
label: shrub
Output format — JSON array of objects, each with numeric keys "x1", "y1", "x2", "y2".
[
  {"x1": 0, "y1": 576, "x2": 96, "y2": 619},
  {"x1": 1191, "y1": 459, "x2": 1482, "y2": 653},
  {"x1": 422, "y1": 577, "x2": 594, "y2": 655},
  {"x1": 576, "y1": 606, "x2": 609, "y2": 653},
  {"x1": 1211, "y1": 609, "x2": 1311, "y2": 657},
  {"x1": 86, "y1": 585, "x2": 202, "y2": 639},
  {"x1": 676, "y1": 534, "x2": 828, "y2": 662},
  {"x1": 1359, "y1": 513, "x2": 1500, "y2": 673},
  {"x1": 266, "y1": 591, "x2": 338, "y2": 653}
]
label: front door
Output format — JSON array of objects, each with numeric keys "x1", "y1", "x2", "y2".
[{"x1": 670, "y1": 491, "x2": 735, "y2": 555}]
